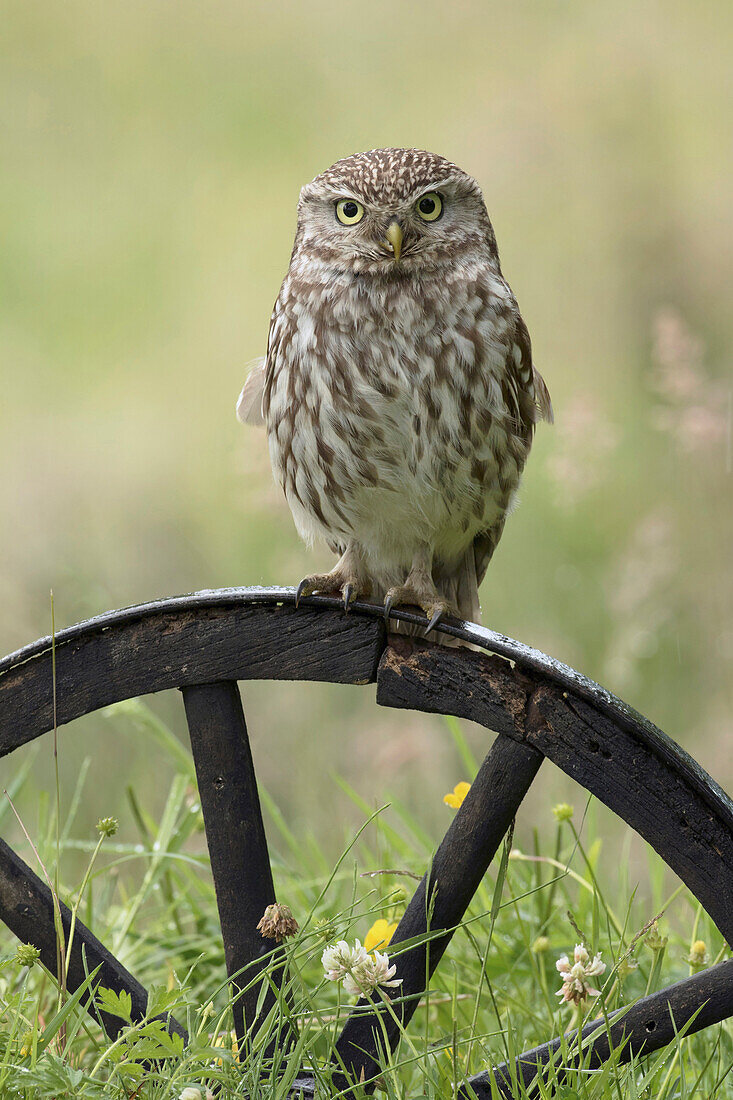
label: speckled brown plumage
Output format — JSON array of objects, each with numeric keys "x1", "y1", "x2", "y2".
[{"x1": 238, "y1": 148, "x2": 552, "y2": 633}]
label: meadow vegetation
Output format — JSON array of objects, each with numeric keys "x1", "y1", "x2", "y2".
[{"x1": 0, "y1": 714, "x2": 731, "y2": 1097}]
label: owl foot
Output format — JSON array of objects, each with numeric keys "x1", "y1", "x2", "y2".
[
  {"x1": 383, "y1": 584, "x2": 458, "y2": 634},
  {"x1": 295, "y1": 570, "x2": 372, "y2": 612}
]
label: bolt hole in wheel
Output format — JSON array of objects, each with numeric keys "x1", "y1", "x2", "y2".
[{"x1": 0, "y1": 588, "x2": 731, "y2": 1098}]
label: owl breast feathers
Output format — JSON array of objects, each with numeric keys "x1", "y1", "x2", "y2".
[{"x1": 238, "y1": 147, "x2": 552, "y2": 634}]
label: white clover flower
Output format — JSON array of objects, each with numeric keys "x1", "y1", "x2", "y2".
[
  {"x1": 322, "y1": 940, "x2": 402, "y2": 998},
  {"x1": 343, "y1": 948, "x2": 402, "y2": 997},
  {"x1": 322, "y1": 940, "x2": 369, "y2": 984},
  {"x1": 179, "y1": 1089, "x2": 202, "y2": 1100},
  {"x1": 556, "y1": 943, "x2": 606, "y2": 1005}
]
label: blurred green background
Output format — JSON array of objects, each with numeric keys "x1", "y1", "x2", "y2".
[{"x1": 1, "y1": 0, "x2": 731, "y2": 857}]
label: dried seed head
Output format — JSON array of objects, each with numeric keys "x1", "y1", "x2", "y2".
[{"x1": 257, "y1": 902, "x2": 299, "y2": 943}]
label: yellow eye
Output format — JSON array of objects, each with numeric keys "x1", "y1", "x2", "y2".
[
  {"x1": 416, "y1": 192, "x2": 443, "y2": 222},
  {"x1": 335, "y1": 198, "x2": 365, "y2": 225}
]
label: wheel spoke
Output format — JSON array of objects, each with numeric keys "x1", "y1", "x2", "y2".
[
  {"x1": 0, "y1": 593, "x2": 731, "y2": 1091},
  {"x1": 182, "y1": 680, "x2": 291, "y2": 1050},
  {"x1": 464, "y1": 958, "x2": 733, "y2": 1097},
  {"x1": 379, "y1": 638, "x2": 733, "y2": 942},
  {"x1": 0, "y1": 837, "x2": 186, "y2": 1040},
  {"x1": 334, "y1": 732, "x2": 543, "y2": 1082}
]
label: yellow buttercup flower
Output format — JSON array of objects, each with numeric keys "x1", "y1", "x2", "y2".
[
  {"x1": 687, "y1": 939, "x2": 710, "y2": 968},
  {"x1": 364, "y1": 918, "x2": 397, "y2": 953},
  {"x1": 212, "y1": 1029, "x2": 239, "y2": 1067},
  {"x1": 443, "y1": 781, "x2": 471, "y2": 809}
]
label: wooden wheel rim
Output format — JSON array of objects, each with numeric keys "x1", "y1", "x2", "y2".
[{"x1": 1, "y1": 587, "x2": 731, "y2": 1095}]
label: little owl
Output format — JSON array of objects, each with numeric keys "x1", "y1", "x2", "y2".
[{"x1": 238, "y1": 148, "x2": 552, "y2": 634}]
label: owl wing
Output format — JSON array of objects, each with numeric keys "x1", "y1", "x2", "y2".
[
  {"x1": 502, "y1": 312, "x2": 554, "y2": 438},
  {"x1": 472, "y1": 312, "x2": 552, "y2": 587},
  {"x1": 236, "y1": 357, "x2": 267, "y2": 426}
]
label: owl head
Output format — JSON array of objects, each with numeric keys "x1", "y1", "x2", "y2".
[{"x1": 292, "y1": 148, "x2": 499, "y2": 277}]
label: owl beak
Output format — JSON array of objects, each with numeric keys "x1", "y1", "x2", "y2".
[{"x1": 382, "y1": 220, "x2": 403, "y2": 262}]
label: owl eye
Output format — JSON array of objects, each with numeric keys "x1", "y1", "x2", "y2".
[
  {"x1": 335, "y1": 198, "x2": 365, "y2": 225},
  {"x1": 416, "y1": 192, "x2": 443, "y2": 222}
]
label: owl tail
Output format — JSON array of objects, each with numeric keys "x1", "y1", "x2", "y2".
[{"x1": 434, "y1": 545, "x2": 482, "y2": 626}]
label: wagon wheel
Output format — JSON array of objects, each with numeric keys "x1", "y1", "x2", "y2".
[{"x1": 0, "y1": 587, "x2": 731, "y2": 1096}]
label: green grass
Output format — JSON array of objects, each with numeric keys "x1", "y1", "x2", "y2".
[{"x1": 0, "y1": 711, "x2": 730, "y2": 1098}]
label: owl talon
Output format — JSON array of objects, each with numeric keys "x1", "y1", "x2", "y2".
[
  {"x1": 295, "y1": 574, "x2": 332, "y2": 605},
  {"x1": 296, "y1": 557, "x2": 372, "y2": 612},
  {"x1": 426, "y1": 607, "x2": 445, "y2": 634},
  {"x1": 384, "y1": 576, "x2": 457, "y2": 635}
]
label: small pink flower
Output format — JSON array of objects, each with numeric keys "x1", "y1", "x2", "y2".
[
  {"x1": 649, "y1": 307, "x2": 729, "y2": 454},
  {"x1": 556, "y1": 944, "x2": 606, "y2": 1005}
]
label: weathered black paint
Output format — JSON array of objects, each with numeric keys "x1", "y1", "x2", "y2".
[
  {"x1": 465, "y1": 958, "x2": 733, "y2": 1098},
  {"x1": 182, "y1": 680, "x2": 291, "y2": 1051},
  {"x1": 0, "y1": 838, "x2": 187, "y2": 1041},
  {"x1": 0, "y1": 588, "x2": 729, "y2": 1095},
  {"x1": 335, "y1": 732, "x2": 543, "y2": 1080}
]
